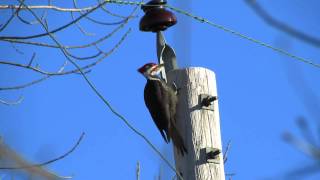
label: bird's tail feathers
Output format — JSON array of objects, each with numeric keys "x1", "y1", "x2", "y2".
[
  {"x1": 160, "y1": 130, "x2": 170, "y2": 143},
  {"x1": 169, "y1": 124, "x2": 188, "y2": 156}
]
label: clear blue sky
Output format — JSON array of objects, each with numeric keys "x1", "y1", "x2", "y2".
[{"x1": 1, "y1": 0, "x2": 320, "y2": 179}]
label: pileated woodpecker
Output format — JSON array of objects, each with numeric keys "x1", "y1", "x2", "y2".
[{"x1": 138, "y1": 63, "x2": 187, "y2": 155}]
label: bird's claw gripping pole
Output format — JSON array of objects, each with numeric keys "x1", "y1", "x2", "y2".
[{"x1": 139, "y1": 0, "x2": 178, "y2": 82}]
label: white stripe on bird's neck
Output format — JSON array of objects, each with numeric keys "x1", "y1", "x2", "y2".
[{"x1": 145, "y1": 74, "x2": 162, "y2": 81}]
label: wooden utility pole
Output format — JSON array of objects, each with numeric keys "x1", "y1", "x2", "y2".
[
  {"x1": 168, "y1": 68, "x2": 225, "y2": 180},
  {"x1": 139, "y1": 1, "x2": 225, "y2": 179}
]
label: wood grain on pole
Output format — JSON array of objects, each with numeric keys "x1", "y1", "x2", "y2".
[{"x1": 167, "y1": 67, "x2": 225, "y2": 180}]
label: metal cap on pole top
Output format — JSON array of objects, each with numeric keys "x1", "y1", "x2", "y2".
[{"x1": 139, "y1": 0, "x2": 178, "y2": 81}]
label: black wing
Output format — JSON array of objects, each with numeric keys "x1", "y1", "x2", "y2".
[{"x1": 144, "y1": 79, "x2": 171, "y2": 143}]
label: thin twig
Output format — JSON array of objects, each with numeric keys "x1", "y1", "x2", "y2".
[
  {"x1": 223, "y1": 140, "x2": 231, "y2": 164},
  {"x1": 296, "y1": 117, "x2": 317, "y2": 146},
  {"x1": 98, "y1": 0, "x2": 130, "y2": 19},
  {"x1": 16, "y1": 10, "x2": 44, "y2": 25},
  {"x1": 136, "y1": 161, "x2": 140, "y2": 180},
  {"x1": 245, "y1": 0, "x2": 320, "y2": 48},
  {"x1": 0, "y1": 28, "x2": 129, "y2": 91},
  {"x1": 0, "y1": 28, "x2": 131, "y2": 76},
  {"x1": 283, "y1": 132, "x2": 320, "y2": 159},
  {"x1": 0, "y1": 1, "x2": 108, "y2": 40},
  {"x1": 73, "y1": 0, "x2": 132, "y2": 26},
  {"x1": 27, "y1": 52, "x2": 36, "y2": 67},
  {"x1": 0, "y1": 76, "x2": 50, "y2": 91},
  {"x1": 0, "y1": 96, "x2": 24, "y2": 105},
  {"x1": 67, "y1": 50, "x2": 102, "y2": 60},
  {"x1": 0, "y1": 132, "x2": 85, "y2": 169},
  {"x1": 1, "y1": 17, "x2": 130, "y2": 49},
  {"x1": 0, "y1": 4, "x2": 98, "y2": 12},
  {"x1": 70, "y1": 10, "x2": 95, "y2": 36},
  {"x1": 0, "y1": 59, "x2": 68, "y2": 91},
  {"x1": 0, "y1": 0, "x2": 24, "y2": 32},
  {"x1": 10, "y1": 42, "x2": 24, "y2": 54}
]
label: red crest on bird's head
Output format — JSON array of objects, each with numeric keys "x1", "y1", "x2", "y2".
[
  {"x1": 138, "y1": 63, "x2": 164, "y2": 79},
  {"x1": 138, "y1": 62, "x2": 158, "y2": 74}
]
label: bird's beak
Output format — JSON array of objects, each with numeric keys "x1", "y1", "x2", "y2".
[
  {"x1": 151, "y1": 64, "x2": 164, "y2": 75},
  {"x1": 155, "y1": 64, "x2": 164, "y2": 71}
]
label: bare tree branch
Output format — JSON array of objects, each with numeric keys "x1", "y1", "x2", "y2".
[
  {"x1": 0, "y1": 58, "x2": 68, "y2": 76},
  {"x1": 296, "y1": 117, "x2": 318, "y2": 146},
  {"x1": 0, "y1": 1, "x2": 109, "y2": 40},
  {"x1": 0, "y1": 132, "x2": 85, "y2": 170},
  {"x1": 70, "y1": 10, "x2": 95, "y2": 36},
  {"x1": 283, "y1": 132, "x2": 320, "y2": 159},
  {"x1": 0, "y1": 27, "x2": 131, "y2": 77},
  {"x1": 0, "y1": 145, "x2": 71, "y2": 179},
  {"x1": 0, "y1": 60, "x2": 67, "y2": 91},
  {"x1": 0, "y1": 0, "x2": 133, "y2": 92},
  {"x1": 0, "y1": 96, "x2": 24, "y2": 105},
  {"x1": 0, "y1": 0, "x2": 24, "y2": 32},
  {"x1": 2, "y1": 21, "x2": 128, "y2": 49},
  {"x1": 0, "y1": 76, "x2": 50, "y2": 91},
  {"x1": 0, "y1": 4, "x2": 98, "y2": 12},
  {"x1": 66, "y1": 50, "x2": 102, "y2": 60},
  {"x1": 223, "y1": 140, "x2": 231, "y2": 164},
  {"x1": 245, "y1": 0, "x2": 320, "y2": 47},
  {"x1": 10, "y1": 42, "x2": 24, "y2": 54},
  {"x1": 136, "y1": 161, "x2": 140, "y2": 180},
  {"x1": 27, "y1": 52, "x2": 36, "y2": 66},
  {"x1": 97, "y1": 0, "x2": 132, "y2": 19},
  {"x1": 72, "y1": 0, "x2": 132, "y2": 26}
]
